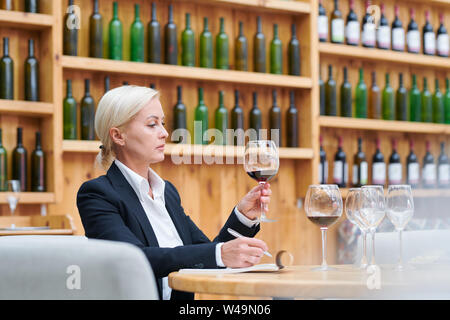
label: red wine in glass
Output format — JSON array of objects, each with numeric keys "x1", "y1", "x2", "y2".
[{"x1": 246, "y1": 169, "x2": 277, "y2": 182}]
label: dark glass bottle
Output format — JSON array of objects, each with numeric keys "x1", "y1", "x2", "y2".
[
  {"x1": 333, "y1": 136, "x2": 347, "y2": 188},
  {"x1": 25, "y1": 39, "x2": 39, "y2": 101},
  {"x1": 318, "y1": 0, "x2": 328, "y2": 42},
  {"x1": 254, "y1": 16, "x2": 266, "y2": 73},
  {"x1": 63, "y1": 0, "x2": 78, "y2": 56},
  {"x1": 325, "y1": 65, "x2": 337, "y2": 116},
  {"x1": 438, "y1": 142, "x2": 450, "y2": 188},
  {"x1": 288, "y1": 24, "x2": 300, "y2": 76},
  {"x1": 200, "y1": 17, "x2": 213, "y2": 68},
  {"x1": 396, "y1": 73, "x2": 408, "y2": 121},
  {"x1": 353, "y1": 137, "x2": 368, "y2": 187},
  {"x1": 89, "y1": 0, "x2": 103, "y2": 58},
  {"x1": 0, "y1": 37, "x2": 13, "y2": 100},
  {"x1": 173, "y1": 86, "x2": 187, "y2": 144},
  {"x1": 340, "y1": 67, "x2": 352, "y2": 117},
  {"x1": 269, "y1": 90, "x2": 282, "y2": 147},
  {"x1": 164, "y1": 4, "x2": 178, "y2": 65},
  {"x1": 382, "y1": 73, "x2": 395, "y2": 120},
  {"x1": 409, "y1": 74, "x2": 422, "y2": 122},
  {"x1": 319, "y1": 66, "x2": 325, "y2": 116},
  {"x1": 286, "y1": 90, "x2": 298, "y2": 148},
  {"x1": 63, "y1": 79, "x2": 77, "y2": 140},
  {"x1": 391, "y1": 5, "x2": 404, "y2": 52},
  {"x1": 216, "y1": 17, "x2": 229, "y2": 70},
  {"x1": 319, "y1": 136, "x2": 328, "y2": 184},
  {"x1": 422, "y1": 77, "x2": 433, "y2": 123},
  {"x1": 194, "y1": 88, "x2": 208, "y2": 145},
  {"x1": 376, "y1": 3, "x2": 390, "y2": 50},
  {"x1": 361, "y1": 0, "x2": 375, "y2": 48},
  {"x1": 147, "y1": 2, "x2": 161, "y2": 63},
  {"x1": 0, "y1": 129, "x2": 7, "y2": 191},
  {"x1": 80, "y1": 79, "x2": 95, "y2": 140},
  {"x1": 249, "y1": 92, "x2": 262, "y2": 141},
  {"x1": 422, "y1": 141, "x2": 436, "y2": 188},
  {"x1": 109, "y1": 1, "x2": 123, "y2": 60},
  {"x1": 345, "y1": 0, "x2": 359, "y2": 46},
  {"x1": 270, "y1": 24, "x2": 282, "y2": 74},
  {"x1": 436, "y1": 13, "x2": 449, "y2": 57},
  {"x1": 445, "y1": 78, "x2": 450, "y2": 124},
  {"x1": 406, "y1": 8, "x2": 420, "y2": 54},
  {"x1": 215, "y1": 91, "x2": 228, "y2": 145},
  {"x1": 406, "y1": 140, "x2": 419, "y2": 188},
  {"x1": 433, "y1": 78, "x2": 445, "y2": 124},
  {"x1": 25, "y1": 0, "x2": 38, "y2": 13},
  {"x1": 330, "y1": 0, "x2": 344, "y2": 44},
  {"x1": 235, "y1": 21, "x2": 248, "y2": 71},
  {"x1": 130, "y1": 4, "x2": 144, "y2": 62},
  {"x1": 231, "y1": 90, "x2": 244, "y2": 146},
  {"x1": 388, "y1": 139, "x2": 402, "y2": 185},
  {"x1": 355, "y1": 68, "x2": 367, "y2": 118},
  {"x1": 423, "y1": 10, "x2": 436, "y2": 55},
  {"x1": 31, "y1": 131, "x2": 45, "y2": 192},
  {"x1": 12, "y1": 127, "x2": 27, "y2": 192},
  {"x1": 369, "y1": 71, "x2": 381, "y2": 119},
  {"x1": 372, "y1": 138, "x2": 386, "y2": 186},
  {"x1": 181, "y1": 13, "x2": 195, "y2": 67}
]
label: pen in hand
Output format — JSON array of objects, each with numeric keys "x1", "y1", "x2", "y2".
[{"x1": 227, "y1": 228, "x2": 272, "y2": 258}]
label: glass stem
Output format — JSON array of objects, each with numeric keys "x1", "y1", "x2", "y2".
[
  {"x1": 398, "y1": 229, "x2": 403, "y2": 268},
  {"x1": 360, "y1": 229, "x2": 368, "y2": 266},
  {"x1": 321, "y1": 227, "x2": 328, "y2": 267},
  {"x1": 370, "y1": 228, "x2": 376, "y2": 265},
  {"x1": 259, "y1": 181, "x2": 266, "y2": 219}
]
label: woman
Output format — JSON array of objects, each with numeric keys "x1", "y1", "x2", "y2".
[{"x1": 77, "y1": 85, "x2": 272, "y2": 300}]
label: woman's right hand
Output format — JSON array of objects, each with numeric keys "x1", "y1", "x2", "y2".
[{"x1": 221, "y1": 237, "x2": 269, "y2": 268}]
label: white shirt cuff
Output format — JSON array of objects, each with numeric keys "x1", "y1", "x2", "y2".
[
  {"x1": 234, "y1": 206, "x2": 259, "y2": 228},
  {"x1": 215, "y1": 242, "x2": 225, "y2": 267}
]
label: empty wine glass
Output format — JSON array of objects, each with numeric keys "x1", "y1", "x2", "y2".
[
  {"x1": 305, "y1": 184, "x2": 343, "y2": 271},
  {"x1": 386, "y1": 185, "x2": 414, "y2": 271},
  {"x1": 7, "y1": 180, "x2": 20, "y2": 229},
  {"x1": 360, "y1": 185, "x2": 386, "y2": 267},
  {"x1": 243, "y1": 140, "x2": 279, "y2": 223}
]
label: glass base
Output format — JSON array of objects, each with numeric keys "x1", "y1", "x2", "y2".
[{"x1": 311, "y1": 265, "x2": 337, "y2": 272}]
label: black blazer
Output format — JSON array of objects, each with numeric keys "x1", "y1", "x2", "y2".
[{"x1": 76, "y1": 162, "x2": 260, "y2": 300}]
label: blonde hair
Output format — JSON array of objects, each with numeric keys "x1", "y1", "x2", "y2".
[{"x1": 94, "y1": 85, "x2": 160, "y2": 171}]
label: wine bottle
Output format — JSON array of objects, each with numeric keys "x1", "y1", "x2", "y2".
[
  {"x1": 31, "y1": 131, "x2": 45, "y2": 192},
  {"x1": 319, "y1": 66, "x2": 325, "y2": 116},
  {"x1": 63, "y1": 79, "x2": 77, "y2": 140},
  {"x1": 89, "y1": 0, "x2": 103, "y2": 58},
  {"x1": 109, "y1": 1, "x2": 123, "y2": 60},
  {"x1": 194, "y1": 88, "x2": 208, "y2": 145},
  {"x1": 445, "y1": 78, "x2": 450, "y2": 124},
  {"x1": 235, "y1": 21, "x2": 248, "y2": 71},
  {"x1": 377, "y1": 3, "x2": 390, "y2": 50},
  {"x1": 147, "y1": 2, "x2": 161, "y2": 63},
  {"x1": 406, "y1": 8, "x2": 420, "y2": 54},
  {"x1": 406, "y1": 140, "x2": 419, "y2": 188},
  {"x1": 409, "y1": 74, "x2": 422, "y2": 122},
  {"x1": 433, "y1": 78, "x2": 445, "y2": 124},
  {"x1": 63, "y1": 0, "x2": 78, "y2": 56},
  {"x1": 25, "y1": 0, "x2": 38, "y2": 13},
  {"x1": 80, "y1": 79, "x2": 95, "y2": 140},
  {"x1": 325, "y1": 65, "x2": 337, "y2": 116},
  {"x1": 330, "y1": 0, "x2": 344, "y2": 44},
  {"x1": 269, "y1": 90, "x2": 282, "y2": 147},
  {"x1": 181, "y1": 13, "x2": 195, "y2": 67},
  {"x1": 388, "y1": 139, "x2": 402, "y2": 185},
  {"x1": 286, "y1": 90, "x2": 298, "y2": 148},
  {"x1": 214, "y1": 91, "x2": 228, "y2": 145},
  {"x1": 319, "y1": 136, "x2": 328, "y2": 184},
  {"x1": 24, "y1": 39, "x2": 39, "y2": 102},
  {"x1": 422, "y1": 141, "x2": 436, "y2": 188},
  {"x1": 436, "y1": 13, "x2": 449, "y2": 57},
  {"x1": 371, "y1": 139, "x2": 386, "y2": 186},
  {"x1": 231, "y1": 90, "x2": 244, "y2": 146},
  {"x1": 382, "y1": 73, "x2": 395, "y2": 120},
  {"x1": 130, "y1": 4, "x2": 144, "y2": 62},
  {"x1": 164, "y1": 4, "x2": 178, "y2": 65},
  {"x1": 369, "y1": 71, "x2": 381, "y2": 119},
  {"x1": 249, "y1": 92, "x2": 262, "y2": 141},
  {"x1": 353, "y1": 137, "x2": 368, "y2": 187},
  {"x1": 340, "y1": 66, "x2": 352, "y2": 117},
  {"x1": 288, "y1": 24, "x2": 300, "y2": 76},
  {"x1": 391, "y1": 5, "x2": 405, "y2": 52},
  {"x1": 396, "y1": 73, "x2": 407, "y2": 121},
  {"x1": 0, "y1": 129, "x2": 7, "y2": 191},
  {"x1": 438, "y1": 142, "x2": 450, "y2": 188},
  {"x1": 333, "y1": 136, "x2": 347, "y2": 188},
  {"x1": 200, "y1": 17, "x2": 213, "y2": 68},
  {"x1": 216, "y1": 17, "x2": 229, "y2": 70},
  {"x1": 254, "y1": 16, "x2": 266, "y2": 73},
  {"x1": 355, "y1": 68, "x2": 368, "y2": 119},
  {"x1": 345, "y1": 0, "x2": 359, "y2": 46},
  {"x1": 12, "y1": 127, "x2": 27, "y2": 192},
  {"x1": 0, "y1": 0, "x2": 13, "y2": 10},
  {"x1": 423, "y1": 10, "x2": 436, "y2": 55},
  {"x1": 0, "y1": 37, "x2": 13, "y2": 100},
  {"x1": 422, "y1": 77, "x2": 433, "y2": 123},
  {"x1": 318, "y1": 0, "x2": 328, "y2": 42},
  {"x1": 361, "y1": 0, "x2": 375, "y2": 48},
  {"x1": 173, "y1": 86, "x2": 187, "y2": 144}
]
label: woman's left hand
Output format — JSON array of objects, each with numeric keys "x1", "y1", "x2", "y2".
[{"x1": 236, "y1": 183, "x2": 272, "y2": 221}]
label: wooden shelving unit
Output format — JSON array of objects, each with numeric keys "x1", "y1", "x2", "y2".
[
  {"x1": 0, "y1": 9, "x2": 53, "y2": 30},
  {"x1": 0, "y1": 100, "x2": 54, "y2": 117}
]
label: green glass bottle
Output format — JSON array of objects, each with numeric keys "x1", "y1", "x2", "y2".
[
  {"x1": 181, "y1": 13, "x2": 195, "y2": 67},
  {"x1": 249, "y1": 92, "x2": 262, "y2": 140},
  {"x1": 194, "y1": 88, "x2": 208, "y2": 145},
  {"x1": 355, "y1": 68, "x2": 368, "y2": 118},
  {"x1": 164, "y1": 4, "x2": 178, "y2": 65},
  {"x1": 422, "y1": 77, "x2": 433, "y2": 123},
  {"x1": 409, "y1": 74, "x2": 422, "y2": 122},
  {"x1": 235, "y1": 21, "x2": 248, "y2": 71},
  {"x1": 269, "y1": 90, "x2": 282, "y2": 147},
  {"x1": 340, "y1": 67, "x2": 352, "y2": 117},
  {"x1": 325, "y1": 65, "x2": 337, "y2": 116},
  {"x1": 231, "y1": 90, "x2": 244, "y2": 146},
  {"x1": 63, "y1": 79, "x2": 77, "y2": 140},
  {"x1": 63, "y1": 0, "x2": 78, "y2": 56},
  {"x1": 445, "y1": 78, "x2": 450, "y2": 124},
  {"x1": 25, "y1": 39, "x2": 39, "y2": 102},
  {"x1": 130, "y1": 4, "x2": 144, "y2": 62},
  {"x1": 319, "y1": 66, "x2": 325, "y2": 115},
  {"x1": 382, "y1": 73, "x2": 395, "y2": 120},
  {"x1": 215, "y1": 91, "x2": 228, "y2": 145},
  {"x1": 396, "y1": 73, "x2": 408, "y2": 121},
  {"x1": 109, "y1": 2, "x2": 123, "y2": 60},
  {"x1": 286, "y1": 90, "x2": 298, "y2": 148},
  {"x1": 89, "y1": 0, "x2": 103, "y2": 58},
  {"x1": 288, "y1": 24, "x2": 300, "y2": 76},
  {"x1": 200, "y1": 17, "x2": 213, "y2": 68},
  {"x1": 147, "y1": 2, "x2": 161, "y2": 63},
  {"x1": 0, "y1": 129, "x2": 7, "y2": 191},
  {"x1": 270, "y1": 24, "x2": 282, "y2": 74},
  {"x1": 25, "y1": 0, "x2": 38, "y2": 13},
  {"x1": 0, "y1": 37, "x2": 13, "y2": 100},
  {"x1": 31, "y1": 131, "x2": 45, "y2": 192},
  {"x1": 173, "y1": 86, "x2": 187, "y2": 144},
  {"x1": 216, "y1": 17, "x2": 229, "y2": 70},
  {"x1": 12, "y1": 127, "x2": 27, "y2": 192},
  {"x1": 254, "y1": 16, "x2": 266, "y2": 73},
  {"x1": 433, "y1": 78, "x2": 445, "y2": 124},
  {"x1": 369, "y1": 71, "x2": 381, "y2": 119},
  {"x1": 80, "y1": 79, "x2": 95, "y2": 140}
]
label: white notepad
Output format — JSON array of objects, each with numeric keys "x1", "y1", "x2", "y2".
[{"x1": 178, "y1": 263, "x2": 279, "y2": 274}]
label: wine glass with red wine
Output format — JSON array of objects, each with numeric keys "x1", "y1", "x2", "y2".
[
  {"x1": 244, "y1": 140, "x2": 279, "y2": 223},
  {"x1": 305, "y1": 184, "x2": 343, "y2": 271}
]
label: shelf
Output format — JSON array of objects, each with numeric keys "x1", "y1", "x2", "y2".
[
  {"x1": 62, "y1": 140, "x2": 314, "y2": 160},
  {"x1": 319, "y1": 116, "x2": 450, "y2": 135},
  {"x1": 0, "y1": 99, "x2": 54, "y2": 117},
  {"x1": 0, "y1": 214, "x2": 75, "y2": 236},
  {"x1": 340, "y1": 187, "x2": 450, "y2": 199},
  {"x1": 61, "y1": 56, "x2": 313, "y2": 89},
  {"x1": 0, "y1": 192, "x2": 55, "y2": 204},
  {"x1": 319, "y1": 42, "x2": 450, "y2": 70},
  {"x1": 0, "y1": 9, "x2": 53, "y2": 30}
]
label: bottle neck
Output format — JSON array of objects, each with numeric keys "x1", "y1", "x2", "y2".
[
  {"x1": 204, "y1": 17, "x2": 209, "y2": 31},
  {"x1": 3, "y1": 37, "x2": 9, "y2": 56},
  {"x1": 35, "y1": 132, "x2": 42, "y2": 150},
  {"x1": 412, "y1": 75, "x2": 417, "y2": 87},
  {"x1": 219, "y1": 18, "x2": 225, "y2": 33},
  {"x1": 85, "y1": 80, "x2": 90, "y2": 95},
  {"x1": 168, "y1": 5, "x2": 173, "y2": 23},
  {"x1": 343, "y1": 67, "x2": 348, "y2": 82},
  {"x1": 359, "y1": 69, "x2": 364, "y2": 82},
  {"x1": 239, "y1": 22, "x2": 244, "y2": 36},
  {"x1": 151, "y1": 3, "x2": 157, "y2": 21},
  {"x1": 399, "y1": 74, "x2": 403, "y2": 87},
  {"x1": 185, "y1": 13, "x2": 191, "y2": 29},
  {"x1": 93, "y1": 0, "x2": 99, "y2": 14},
  {"x1": 328, "y1": 66, "x2": 333, "y2": 79},
  {"x1": 291, "y1": 24, "x2": 297, "y2": 39},
  {"x1": 113, "y1": 2, "x2": 118, "y2": 19},
  {"x1": 219, "y1": 91, "x2": 225, "y2": 107},
  {"x1": 134, "y1": 4, "x2": 140, "y2": 20},
  {"x1": 177, "y1": 86, "x2": 182, "y2": 103},
  {"x1": 28, "y1": 39, "x2": 34, "y2": 57},
  {"x1": 273, "y1": 24, "x2": 279, "y2": 39},
  {"x1": 66, "y1": 80, "x2": 72, "y2": 97},
  {"x1": 17, "y1": 128, "x2": 23, "y2": 146},
  {"x1": 257, "y1": 17, "x2": 262, "y2": 33},
  {"x1": 198, "y1": 88, "x2": 204, "y2": 104},
  {"x1": 385, "y1": 74, "x2": 390, "y2": 86},
  {"x1": 289, "y1": 91, "x2": 295, "y2": 108},
  {"x1": 423, "y1": 78, "x2": 428, "y2": 90},
  {"x1": 272, "y1": 91, "x2": 277, "y2": 107},
  {"x1": 234, "y1": 91, "x2": 240, "y2": 108},
  {"x1": 252, "y1": 92, "x2": 258, "y2": 109},
  {"x1": 436, "y1": 79, "x2": 440, "y2": 92}
]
